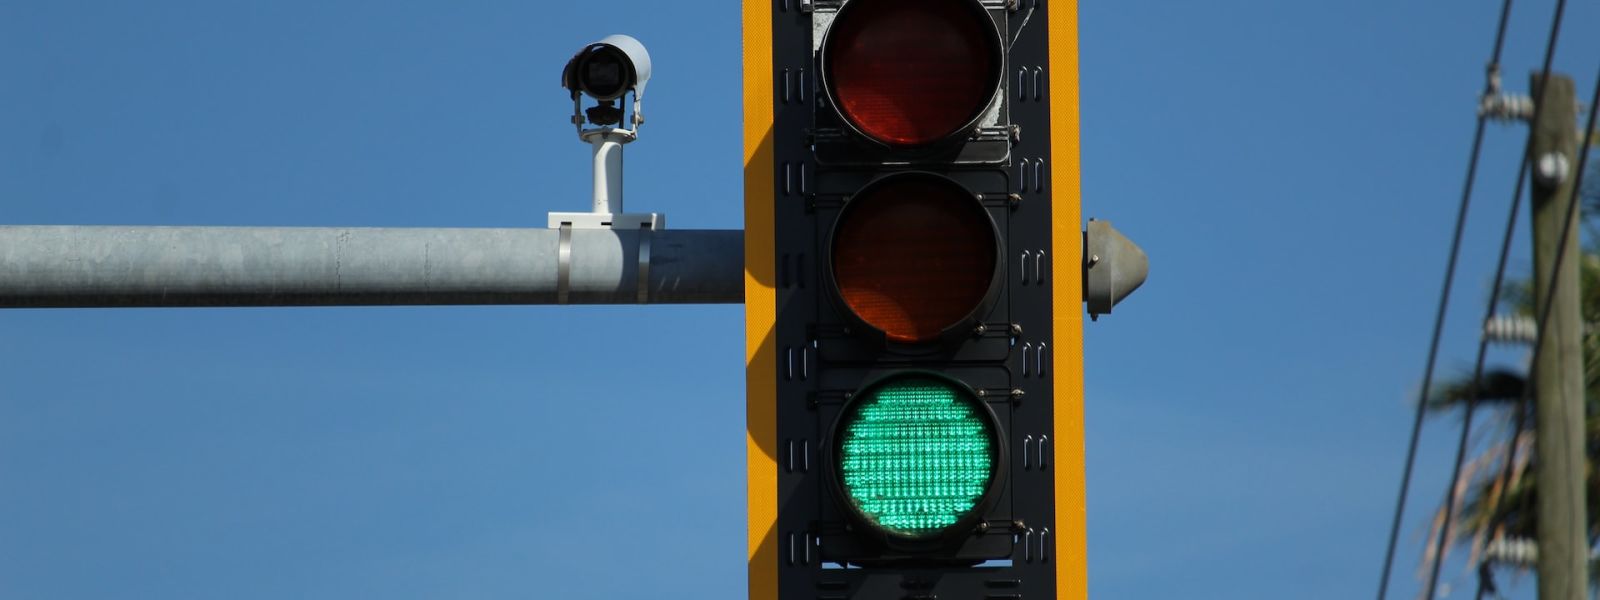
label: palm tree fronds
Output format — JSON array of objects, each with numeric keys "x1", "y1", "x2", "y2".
[{"x1": 1428, "y1": 369, "x2": 1529, "y2": 410}]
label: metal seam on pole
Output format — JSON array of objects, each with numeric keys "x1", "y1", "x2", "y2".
[
  {"x1": 558, "y1": 223, "x2": 573, "y2": 304},
  {"x1": 637, "y1": 224, "x2": 652, "y2": 304}
]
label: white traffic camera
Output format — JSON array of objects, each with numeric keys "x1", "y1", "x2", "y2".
[{"x1": 562, "y1": 35, "x2": 651, "y2": 128}]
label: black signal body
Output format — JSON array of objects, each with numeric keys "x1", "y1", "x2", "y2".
[{"x1": 768, "y1": 0, "x2": 1063, "y2": 597}]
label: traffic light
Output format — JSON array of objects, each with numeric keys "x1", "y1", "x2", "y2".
[{"x1": 745, "y1": 0, "x2": 1133, "y2": 598}]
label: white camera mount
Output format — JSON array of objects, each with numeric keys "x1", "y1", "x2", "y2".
[{"x1": 549, "y1": 35, "x2": 663, "y2": 231}]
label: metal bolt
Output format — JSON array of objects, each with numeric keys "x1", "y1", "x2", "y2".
[
  {"x1": 1010, "y1": 125, "x2": 1022, "y2": 144},
  {"x1": 976, "y1": 521, "x2": 991, "y2": 535},
  {"x1": 974, "y1": 193, "x2": 986, "y2": 202},
  {"x1": 1010, "y1": 388, "x2": 1026, "y2": 400},
  {"x1": 1009, "y1": 324, "x2": 1024, "y2": 337},
  {"x1": 973, "y1": 323, "x2": 988, "y2": 337},
  {"x1": 1011, "y1": 519, "x2": 1029, "y2": 533},
  {"x1": 1008, "y1": 193, "x2": 1023, "y2": 207}
]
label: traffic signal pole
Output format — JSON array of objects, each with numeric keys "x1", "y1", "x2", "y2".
[
  {"x1": 0, "y1": 226, "x2": 742, "y2": 307},
  {"x1": 1526, "y1": 72, "x2": 1587, "y2": 600}
]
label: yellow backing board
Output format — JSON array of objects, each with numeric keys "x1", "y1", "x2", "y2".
[
  {"x1": 742, "y1": 0, "x2": 779, "y2": 598},
  {"x1": 1048, "y1": 1, "x2": 1089, "y2": 598}
]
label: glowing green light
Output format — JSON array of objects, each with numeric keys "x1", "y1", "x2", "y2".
[{"x1": 838, "y1": 375, "x2": 996, "y2": 538}]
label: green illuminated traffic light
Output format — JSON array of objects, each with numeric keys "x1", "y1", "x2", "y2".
[{"x1": 834, "y1": 373, "x2": 1002, "y2": 540}]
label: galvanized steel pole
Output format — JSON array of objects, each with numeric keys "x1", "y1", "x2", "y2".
[{"x1": 0, "y1": 226, "x2": 743, "y2": 308}]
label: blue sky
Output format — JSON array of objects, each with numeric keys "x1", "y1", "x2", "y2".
[{"x1": 3, "y1": 1, "x2": 1598, "y2": 598}]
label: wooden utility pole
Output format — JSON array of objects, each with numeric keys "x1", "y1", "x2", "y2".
[{"x1": 1527, "y1": 72, "x2": 1587, "y2": 600}]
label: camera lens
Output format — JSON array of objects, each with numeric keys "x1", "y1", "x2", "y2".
[{"x1": 579, "y1": 48, "x2": 628, "y2": 101}]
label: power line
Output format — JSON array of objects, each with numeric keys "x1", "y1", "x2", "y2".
[
  {"x1": 1420, "y1": 0, "x2": 1574, "y2": 595},
  {"x1": 1375, "y1": 1, "x2": 1518, "y2": 598},
  {"x1": 1426, "y1": 130, "x2": 1532, "y2": 600}
]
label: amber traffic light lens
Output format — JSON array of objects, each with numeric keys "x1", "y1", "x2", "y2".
[
  {"x1": 830, "y1": 174, "x2": 999, "y2": 344},
  {"x1": 822, "y1": 0, "x2": 1002, "y2": 147}
]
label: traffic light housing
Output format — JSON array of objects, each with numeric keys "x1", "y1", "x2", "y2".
[{"x1": 745, "y1": 0, "x2": 1106, "y2": 598}]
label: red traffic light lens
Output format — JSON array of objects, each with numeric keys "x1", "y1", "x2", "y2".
[
  {"x1": 830, "y1": 174, "x2": 1000, "y2": 344},
  {"x1": 822, "y1": 0, "x2": 1002, "y2": 147}
]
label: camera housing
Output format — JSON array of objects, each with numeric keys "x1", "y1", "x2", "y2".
[{"x1": 562, "y1": 35, "x2": 652, "y2": 103}]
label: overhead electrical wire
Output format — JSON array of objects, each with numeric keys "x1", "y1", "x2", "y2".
[
  {"x1": 1411, "y1": 0, "x2": 1575, "y2": 596},
  {"x1": 1375, "y1": 0, "x2": 1518, "y2": 598}
]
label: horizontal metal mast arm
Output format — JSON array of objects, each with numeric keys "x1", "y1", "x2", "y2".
[{"x1": 0, "y1": 226, "x2": 743, "y2": 308}]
